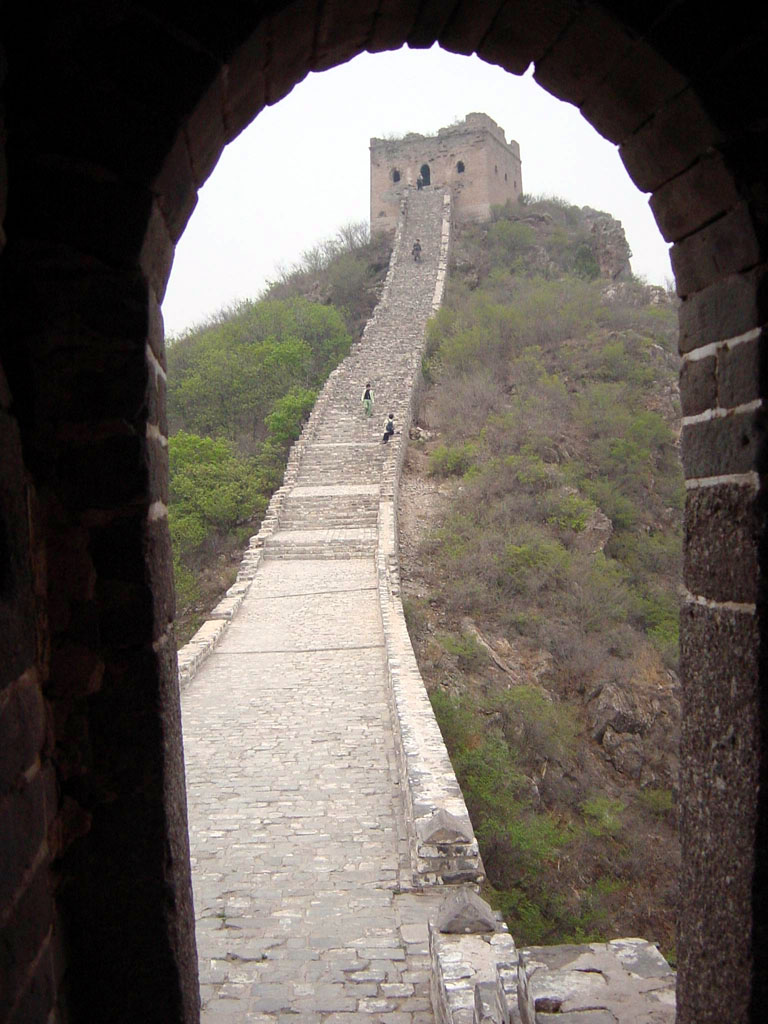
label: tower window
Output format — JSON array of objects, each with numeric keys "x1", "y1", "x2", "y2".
[
  {"x1": 420, "y1": 163, "x2": 431, "y2": 186},
  {"x1": 457, "y1": 161, "x2": 465, "y2": 173},
  {"x1": 392, "y1": 168, "x2": 401, "y2": 182}
]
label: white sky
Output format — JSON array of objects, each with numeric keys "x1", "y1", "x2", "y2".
[{"x1": 162, "y1": 45, "x2": 673, "y2": 338}]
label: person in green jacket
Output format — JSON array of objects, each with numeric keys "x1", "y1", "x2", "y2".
[{"x1": 362, "y1": 382, "x2": 374, "y2": 417}]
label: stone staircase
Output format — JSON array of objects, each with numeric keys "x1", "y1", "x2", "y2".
[{"x1": 262, "y1": 186, "x2": 448, "y2": 562}]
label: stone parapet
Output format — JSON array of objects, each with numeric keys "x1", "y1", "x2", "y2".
[{"x1": 429, "y1": 917, "x2": 519, "y2": 1024}]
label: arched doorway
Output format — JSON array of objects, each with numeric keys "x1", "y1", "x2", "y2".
[
  {"x1": 420, "y1": 162, "x2": 431, "y2": 185},
  {"x1": 0, "y1": 3, "x2": 765, "y2": 1022}
]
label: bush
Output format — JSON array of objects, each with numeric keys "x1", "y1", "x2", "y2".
[
  {"x1": 428, "y1": 442, "x2": 477, "y2": 477},
  {"x1": 495, "y1": 686, "x2": 578, "y2": 764},
  {"x1": 581, "y1": 796, "x2": 626, "y2": 838},
  {"x1": 437, "y1": 630, "x2": 488, "y2": 670},
  {"x1": 637, "y1": 788, "x2": 675, "y2": 817},
  {"x1": 544, "y1": 491, "x2": 597, "y2": 532}
]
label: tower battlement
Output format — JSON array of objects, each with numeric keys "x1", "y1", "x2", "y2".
[{"x1": 370, "y1": 112, "x2": 522, "y2": 232}]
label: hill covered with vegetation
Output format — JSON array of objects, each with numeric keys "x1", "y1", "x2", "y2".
[
  {"x1": 398, "y1": 196, "x2": 682, "y2": 956},
  {"x1": 166, "y1": 223, "x2": 391, "y2": 641}
]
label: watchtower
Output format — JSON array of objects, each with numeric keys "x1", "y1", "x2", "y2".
[{"x1": 370, "y1": 113, "x2": 523, "y2": 232}]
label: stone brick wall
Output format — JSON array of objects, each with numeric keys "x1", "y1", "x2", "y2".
[
  {"x1": 0, "y1": 2, "x2": 767, "y2": 1022},
  {"x1": 370, "y1": 113, "x2": 522, "y2": 232}
]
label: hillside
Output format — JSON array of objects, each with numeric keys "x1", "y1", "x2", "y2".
[{"x1": 398, "y1": 196, "x2": 682, "y2": 956}]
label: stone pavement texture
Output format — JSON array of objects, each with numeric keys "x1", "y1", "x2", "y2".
[{"x1": 182, "y1": 188, "x2": 453, "y2": 1021}]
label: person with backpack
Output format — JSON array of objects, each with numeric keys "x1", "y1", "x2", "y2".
[
  {"x1": 361, "y1": 382, "x2": 374, "y2": 417},
  {"x1": 382, "y1": 412, "x2": 395, "y2": 443}
]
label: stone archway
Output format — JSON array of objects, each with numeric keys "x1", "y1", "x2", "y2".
[{"x1": 0, "y1": 3, "x2": 765, "y2": 1022}]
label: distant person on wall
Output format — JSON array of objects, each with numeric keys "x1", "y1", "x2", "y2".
[
  {"x1": 416, "y1": 174, "x2": 424, "y2": 190},
  {"x1": 382, "y1": 412, "x2": 395, "y2": 444},
  {"x1": 362, "y1": 382, "x2": 374, "y2": 417},
  {"x1": 412, "y1": 239, "x2": 422, "y2": 262}
]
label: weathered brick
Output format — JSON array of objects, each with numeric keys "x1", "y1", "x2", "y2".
[
  {"x1": 151, "y1": 128, "x2": 198, "y2": 245},
  {"x1": 684, "y1": 483, "x2": 759, "y2": 603},
  {"x1": 43, "y1": 342, "x2": 148, "y2": 425},
  {"x1": 678, "y1": 600, "x2": 759, "y2": 1024},
  {"x1": 184, "y1": 70, "x2": 227, "y2": 189},
  {"x1": 146, "y1": 362, "x2": 169, "y2": 438},
  {"x1": 0, "y1": 862, "x2": 53, "y2": 1020},
  {"x1": 139, "y1": 199, "x2": 174, "y2": 304},
  {"x1": 670, "y1": 202, "x2": 764, "y2": 297},
  {"x1": 534, "y1": 6, "x2": 635, "y2": 106},
  {"x1": 8, "y1": 940, "x2": 56, "y2": 1024},
  {"x1": 0, "y1": 412, "x2": 37, "y2": 683},
  {"x1": 144, "y1": 518, "x2": 176, "y2": 634},
  {"x1": 436, "y1": 0, "x2": 506, "y2": 57},
  {"x1": 0, "y1": 674, "x2": 46, "y2": 799},
  {"x1": 55, "y1": 434, "x2": 149, "y2": 510},
  {"x1": 680, "y1": 355, "x2": 716, "y2": 417},
  {"x1": 0, "y1": 769, "x2": 46, "y2": 911},
  {"x1": 48, "y1": 644, "x2": 104, "y2": 700},
  {"x1": 717, "y1": 332, "x2": 766, "y2": 408},
  {"x1": 619, "y1": 87, "x2": 723, "y2": 194},
  {"x1": 148, "y1": 291, "x2": 167, "y2": 370},
  {"x1": 681, "y1": 407, "x2": 767, "y2": 479},
  {"x1": 222, "y1": 22, "x2": 268, "y2": 142},
  {"x1": 650, "y1": 152, "x2": 741, "y2": 243},
  {"x1": 312, "y1": 0, "x2": 373, "y2": 70},
  {"x1": 147, "y1": 434, "x2": 170, "y2": 506},
  {"x1": 580, "y1": 41, "x2": 686, "y2": 145},
  {"x1": 13, "y1": 162, "x2": 155, "y2": 268},
  {"x1": 406, "y1": 0, "x2": 456, "y2": 49},
  {"x1": 264, "y1": 4, "x2": 315, "y2": 106},
  {"x1": 475, "y1": 0, "x2": 575, "y2": 73},
  {"x1": 678, "y1": 264, "x2": 768, "y2": 354}
]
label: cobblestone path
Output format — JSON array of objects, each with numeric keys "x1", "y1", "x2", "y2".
[{"x1": 182, "y1": 189, "x2": 450, "y2": 1021}]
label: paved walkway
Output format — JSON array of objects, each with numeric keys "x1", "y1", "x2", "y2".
[{"x1": 182, "y1": 189, "x2": 449, "y2": 1021}]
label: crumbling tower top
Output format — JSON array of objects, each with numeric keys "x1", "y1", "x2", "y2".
[{"x1": 370, "y1": 112, "x2": 523, "y2": 233}]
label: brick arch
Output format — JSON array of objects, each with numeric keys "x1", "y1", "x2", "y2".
[{"x1": 0, "y1": 3, "x2": 765, "y2": 1023}]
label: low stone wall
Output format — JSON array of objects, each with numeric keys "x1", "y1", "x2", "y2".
[
  {"x1": 375, "y1": 192, "x2": 483, "y2": 886},
  {"x1": 429, "y1": 922, "x2": 519, "y2": 1024}
]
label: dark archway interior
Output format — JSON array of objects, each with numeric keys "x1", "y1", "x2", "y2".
[
  {"x1": 457, "y1": 160, "x2": 465, "y2": 173},
  {"x1": 393, "y1": 168, "x2": 401, "y2": 182},
  {"x1": 420, "y1": 162, "x2": 431, "y2": 185},
  {"x1": 1, "y1": 3, "x2": 766, "y2": 1022}
]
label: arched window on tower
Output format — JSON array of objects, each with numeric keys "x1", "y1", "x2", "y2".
[
  {"x1": 392, "y1": 168, "x2": 401, "y2": 182},
  {"x1": 456, "y1": 161, "x2": 465, "y2": 173},
  {"x1": 420, "y1": 163, "x2": 431, "y2": 186}
]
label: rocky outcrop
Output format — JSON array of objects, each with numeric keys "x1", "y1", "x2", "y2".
[
  {"x1": 587, "y1": 666, "x2": 680, "y2": 787},
  {"x1": 582, "y1": 207, "x2": 633, "y2": 280}
]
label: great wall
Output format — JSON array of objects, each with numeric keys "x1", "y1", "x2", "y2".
[{"x1": 177, "y1": 169, "x2": 676, "y2": 1021}]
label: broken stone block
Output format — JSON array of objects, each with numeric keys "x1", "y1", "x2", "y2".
[
  {"x1": 417, "y1": 808, "x2": 474, "y2": 844},
  {"x1": 437, "y1": 888, "x2": 497, "y2": 934}
]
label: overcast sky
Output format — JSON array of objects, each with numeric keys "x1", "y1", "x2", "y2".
[{"x1": 162, "y1": 44, "x2": 673, "y2": 338}]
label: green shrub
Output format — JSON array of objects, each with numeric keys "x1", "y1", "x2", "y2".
[
  {"x1": 436, "y1": 630, "x2": 488, "y2": 670},
  {"x1": 496, "y1": 686, "x2": 578, "y2": 763},
  {"x1": 638, "y1": 788, "x2": 675, "y2": 817},
  {"x1": 581, "y1": 796, "x2": 626, "y2": 838},
  {"x1": 428, "y1": 442, "x2": 477, "y2": 477},
  {"x1": 503, "y1": 527, "x2": 571, "y2": 594},
  {"x1": 544, "y1": 491, "x2": 597, "y2": 532}
]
